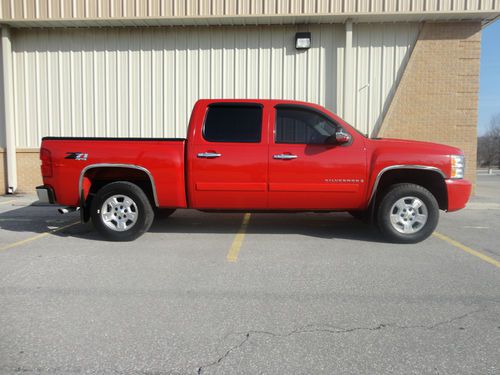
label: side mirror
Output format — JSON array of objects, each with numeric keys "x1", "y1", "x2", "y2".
[{"x1": 335, "y1": 131, "x2": 351, "y2": 145}]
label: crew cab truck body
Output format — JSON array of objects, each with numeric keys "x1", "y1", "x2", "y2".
[{"x1": 37, "y1": 99, "x2": 471, "y2": 243}]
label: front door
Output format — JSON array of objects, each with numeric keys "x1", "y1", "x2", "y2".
[
  {"x1": 189, "y1": 102, "x2": 269, "y2": 209},
  {"x1": 268, "y1": 105, "x2": 367, "y2": 210}
]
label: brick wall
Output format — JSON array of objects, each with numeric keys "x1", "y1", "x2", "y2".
[
  {"x1": 0, "y1": 150, "x2": 42, "y2": 195},
  {"x1": 379, "y1": 21, "x2": 481, "y2": 186},
  {"x1": 16, "y1": 149, "x2": 42, "y2": 193}
]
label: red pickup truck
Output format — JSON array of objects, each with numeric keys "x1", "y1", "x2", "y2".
[{"x1": 37, "y1": 99, "x2": 471, "y2": 243}]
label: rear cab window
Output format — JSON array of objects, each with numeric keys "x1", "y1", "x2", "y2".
[{"x1": 203, "y1": 104, "x2": 263, "y2": 143}]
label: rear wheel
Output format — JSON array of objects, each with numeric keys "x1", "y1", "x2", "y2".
[
  {"x1": 377, "y1": 183, "x2": 439, "y2": 244},
  {"x1": 91, "y1": 181, "x2": 154, "y2": 241}
]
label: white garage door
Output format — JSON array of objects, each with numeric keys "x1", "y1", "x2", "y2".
[{"x1": 10, "y1": 23, "x2": 418, "y2": 148}]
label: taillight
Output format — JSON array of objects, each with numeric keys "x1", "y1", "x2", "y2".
[{"x1": 40, "y1": 148, "x2": 52, "y2": 177}]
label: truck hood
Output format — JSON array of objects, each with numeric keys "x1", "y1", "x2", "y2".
[{"x1": 371, "y1": 137, "x2": 463, "y2": 155}]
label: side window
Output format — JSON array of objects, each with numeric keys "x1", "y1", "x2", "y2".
[
  {"x1": 203, "y1": 105, "x2": 262, "y2": 143},
  {"x1": 275, "y1": 107, "x2": 338, "y2": 144}
]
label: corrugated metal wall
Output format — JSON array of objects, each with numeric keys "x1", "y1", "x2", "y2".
[
  {"x1": 10, "y1": 23, "x2": 419, "y2": 147},
  {"x1": 351, "y1": 22, "x2": 420, "y2": 135},
  {"x1": 0, "y1": 41, "x2": 5, "y2": 148},
  {"x1": 1, "y1": 0, "x2": 498, "y2": 20}
]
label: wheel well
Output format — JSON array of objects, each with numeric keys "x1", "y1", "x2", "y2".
[
  {"x1": 373, "y1": 169, "x2": 448, "y2": 210},
  {"x1": 81, "y1": 167, "x2": 157, "y2": 221}
]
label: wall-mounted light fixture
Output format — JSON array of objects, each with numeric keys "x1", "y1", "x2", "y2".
[{"x1": 295, "y1": 32, "x2": 311, "y2": 50}]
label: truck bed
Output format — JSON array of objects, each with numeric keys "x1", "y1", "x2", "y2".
[{"x1": 40, "y1": 137, "x2": 187, "y2": 208}]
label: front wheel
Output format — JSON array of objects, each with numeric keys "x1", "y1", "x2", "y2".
[
  {"x1": 377, "y1": 183, "x2": 439, "y2": 244},
  {"x1": 91, "y1": 181, "x2": 154, "y2": 241}
]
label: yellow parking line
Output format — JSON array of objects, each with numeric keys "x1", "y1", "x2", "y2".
[
  {"x1": 433, "y1": 231, "x2": 500, "y2": 268},
  {"x1": 226, "y1": 213, "x2": 251, "y2": 263},
  {"x1": 0, "y1": 221, "x2": 80, "y2": 253},
  {"x1": 0, "y1": 199, "x2": 16, "y2": 205}
]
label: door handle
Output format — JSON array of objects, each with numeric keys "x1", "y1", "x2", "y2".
[
  {"x1": 197, "y1": 152, "x2": 222, "y2": 159},
  {"x1": 273, "y1": 154, "x2": 298, "y2": 160}
]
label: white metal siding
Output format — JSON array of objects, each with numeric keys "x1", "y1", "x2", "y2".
[
  {"x1": 1, "y1": 0, "x2": 499, "y2": 20},
  {"x1": 0, "y1": 40, "x2": 5, "y2": 148},
  {"x1": 11, "y1": 23, "x2": 418, "y2": 147},
  {"x1": 351, "y1": 23, "x2": 420, "y2": 136}
]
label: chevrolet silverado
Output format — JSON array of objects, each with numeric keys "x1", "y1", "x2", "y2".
[{"x1": 37, "y1": 99, "x2": 471, "y2": 243}]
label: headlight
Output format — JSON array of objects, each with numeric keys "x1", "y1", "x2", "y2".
[{"x1": 450, "y1": 155, "x2": 465, "y2": 179}]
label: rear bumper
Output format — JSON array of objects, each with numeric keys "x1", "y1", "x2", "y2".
[
  {"x1": 36, "y1": 185, "x2": 56, "y2": 204},
  {"x1": 445, "y1": 179, "x2": 471, "y2": 212}
]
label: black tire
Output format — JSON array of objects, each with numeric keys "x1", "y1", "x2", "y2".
[
  {"x1": 155, "y1": 208, "x2": 176, "y2": 219},
  {"x1": 376, "y1": 183, "x2": 439, "y2": 244},
  {"x1": 91, "y1": 181, "x2": 154, "y2": 241}
]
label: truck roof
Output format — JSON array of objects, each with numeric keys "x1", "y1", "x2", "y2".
[{"x1": 195, "y1": 98, "x2": 316, "y2": 106}]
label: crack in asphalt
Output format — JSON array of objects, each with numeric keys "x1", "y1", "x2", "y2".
[
  {"x1": 2, "y1": 309, "x2": 489, "y2": 375},
  {"x1": 196, "y1": 333, "x2": 251, "y2": 375},
  {"x1": 196, "y1": 308, "x2": 484, "y2": 374}
]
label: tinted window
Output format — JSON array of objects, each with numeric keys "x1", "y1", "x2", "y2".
[
  {"x1": 203, "y1": 105, "x2": 262, "y2": 143},
  {"x1": 276, "y1": 107, "x2": 338, "y2": 144}
]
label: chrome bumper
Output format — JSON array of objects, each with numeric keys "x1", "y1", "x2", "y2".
[{"x1": 36, "y1": 185, "x2": 55, "y2": 204}]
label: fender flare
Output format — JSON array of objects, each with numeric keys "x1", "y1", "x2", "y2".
[
  {"x1": 368, "y1": 165, "x2": 447, "y2": 205},
  {"x1": 78, "y1": 163, "x2": 159, "y2": 215}
]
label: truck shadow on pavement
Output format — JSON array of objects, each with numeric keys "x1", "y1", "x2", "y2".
[
  {"x1": 0, "y1": 204, "x2": 386, "y2": 244},
  {"x1": 150, "y1": 211, "x2": 385, "y2": 243}
]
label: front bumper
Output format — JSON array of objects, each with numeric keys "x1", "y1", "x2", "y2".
[
  {"x1": 445, "y1": 179, "x2": 471, "y2": 212},
  {"x1": 36, "y1": 185, "x2": 56, "y2": 204}
]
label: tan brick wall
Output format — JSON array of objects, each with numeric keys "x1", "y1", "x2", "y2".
[
  {"x1": 0, "y1": 149, "x2": 42, "y2": 194},
  {"x1": 379, "y1": 21, "x2": 481, "y2": 187},
  {"x1": 16, "y1": 149, "x2": 42, "y2": 193}
]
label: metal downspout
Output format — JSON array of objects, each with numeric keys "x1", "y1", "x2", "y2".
[
  {"x1": 1, "y1": 26, "x2": 17, "y2": 193},
  {"x1": 343, "y1": 21, "x2": 354, "y2": 126}
]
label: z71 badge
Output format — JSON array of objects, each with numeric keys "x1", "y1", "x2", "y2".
[{"x1": 65, "y1": 152, "x2": 88, "y2": 161}]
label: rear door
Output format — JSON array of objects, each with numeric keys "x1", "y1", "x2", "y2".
[
  {"x1": 268, "y1": 105, "x2": 367, "y2": 210},
  {"x1": 188, "y1": 103, "x2": 269, "y2": 209}
]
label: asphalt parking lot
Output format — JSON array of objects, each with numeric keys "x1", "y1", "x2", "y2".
[{"x1": 0, "y1": 175, "x2": 499, "y2": 375}]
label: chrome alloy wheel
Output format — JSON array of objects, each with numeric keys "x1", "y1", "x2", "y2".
[
  {"x1": 389, "y1": 196, "x2": 428, "y2": 234},
  {"x1": 100, "y1": 194, "x2": 138, "y2": 232}
]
